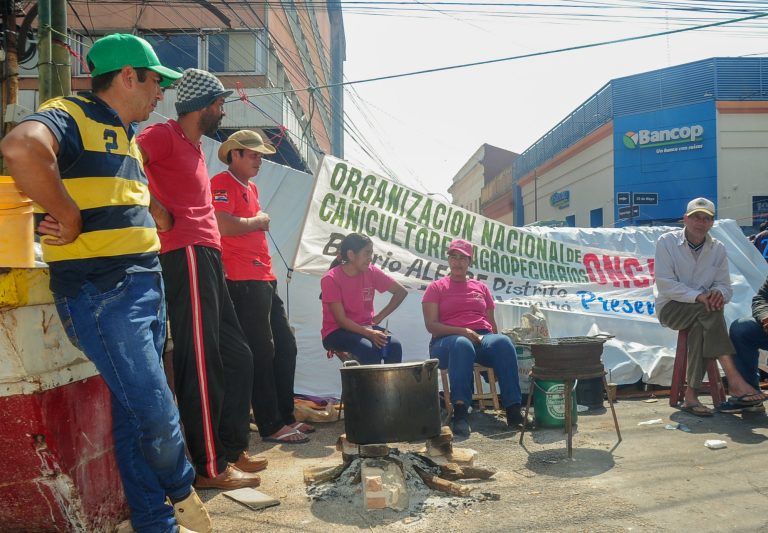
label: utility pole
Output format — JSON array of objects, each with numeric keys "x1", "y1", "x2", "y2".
[
  {"x1": 38, "y1": 0, "x2": 70, "y2": 103},
  {"x1": 2, "y1": 0, "x2": 17, "y2": 136},
  {"x1": 1, "y1": 0, "x2": 17, "y2": 172}
]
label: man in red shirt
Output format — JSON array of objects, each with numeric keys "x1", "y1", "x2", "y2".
[
  {"x1": 138, "y1": 69, "x2": 265, "y2": 490},
  {"x1": 211, "y1": 130, "x2": 312, "y2": 443}
]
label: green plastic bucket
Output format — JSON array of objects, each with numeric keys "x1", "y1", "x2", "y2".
[
  {"x1": 516, "y1": 344, "x2": 533, "y2": 398},
  {"x1": 533, "y1": 379, "x2": 578, "y2": 428}
]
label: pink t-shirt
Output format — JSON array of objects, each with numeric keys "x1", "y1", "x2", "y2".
[
  {"x1": 422, "y1": 277, "x2": 495, "y2": 332},
  {"x1": 138, "y1": 120, "x2": 221, "y2": 253},
  {"x1": 210, "y1": 171, "x2": 275, "y2": 281},
  {"x1": 320, "y1": 264, "x2": 395, "y2": 339}
]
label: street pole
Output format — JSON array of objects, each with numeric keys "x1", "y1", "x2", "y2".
[
  {"x1": 38, "y1": 0, "x2": 52, "y2": 102},
  {"x1": 1, "y1": 0, "x2": 17, "y2": 172},
  {"x1": 533, "y1": 168, "x2": 538, "y2": 222},
  {"x1": 38, "y1": 0, "x2": 69, "y2": 103},
  {"x1": 50, "y1": 0, "x2": 70, "y2": 96}
]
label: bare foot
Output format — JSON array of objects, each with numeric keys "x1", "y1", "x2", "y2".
[{"x1": 728, "y1": 390, "x2": 765, "y2": 403}]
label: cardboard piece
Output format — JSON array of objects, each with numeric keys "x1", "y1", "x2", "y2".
[{"x1": 223, "y1": 488, "x2": 280, "y2": 511}]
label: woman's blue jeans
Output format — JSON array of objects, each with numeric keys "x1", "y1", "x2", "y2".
[
  {"x1": 54, "y1": 272, "x2": 194, "y2": 533},
  {"x1": 429, "y1": 333, "x2": 521, "y2": 408},
  {"x1": 323, "y1": 326, "x2": 403, "y2": 365},
  {"x1": 730, "y1": 317, "x2": 768, "y2": 389}
]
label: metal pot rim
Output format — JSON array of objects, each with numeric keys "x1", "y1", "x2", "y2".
[{"x1": 339, "y1": 359, "x2": 439, "y2": 372}]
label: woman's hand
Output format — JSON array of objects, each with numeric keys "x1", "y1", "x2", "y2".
[
  {"x1": 462, "y1": 328, "x2": 482, "y2": 344},
  {"x1": 365, "y1": 327, "x2": 388, "y2": 348}
]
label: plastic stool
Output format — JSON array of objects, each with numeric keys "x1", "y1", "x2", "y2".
[{"x1": 669, "y1": 329, "x2": 726, "y2": 407}]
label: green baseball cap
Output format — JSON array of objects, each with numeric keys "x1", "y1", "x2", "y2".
[{"x1": 87, "y1": 33, "x2": 182, "y2": 88}]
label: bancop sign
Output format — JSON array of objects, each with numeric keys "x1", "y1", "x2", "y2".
[{"x1": 623, "y1": 124, "x2": 704, "y2": 149}]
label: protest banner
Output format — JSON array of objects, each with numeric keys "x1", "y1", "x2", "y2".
[{"x1": 293, "y1": 156, "x2": 660, "y2": 321}]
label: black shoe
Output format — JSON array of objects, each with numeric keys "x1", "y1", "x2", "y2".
[
  {"x1": 506, "y1": 404, "x2": 533, "y2": 428},
  {"x1": 452, "y1": 403, "x2": 470, "y2": 437}
]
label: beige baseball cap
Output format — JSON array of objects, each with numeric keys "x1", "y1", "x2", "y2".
[{"x1": 685, "y1": 197, "x2": 715, "y2": 217}]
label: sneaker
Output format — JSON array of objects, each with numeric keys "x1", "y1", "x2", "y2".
[
  {"x1": 172, "y1": 488, "x2": 212, "y2": 533},
  {"x1": 451, "y1": 403, "x2": 470, "y2": 437}
]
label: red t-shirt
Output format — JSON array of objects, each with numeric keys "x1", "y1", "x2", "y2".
[
  {"x1": 138, "y1": 120, "x2": 221, "y2": 253},
  {"x1": 422, "y1": 276, "x2": 495, "y2": 331},
  {"x1": 320, "y1": 264, "x2": 395, "y2": 338},
  {"x1": 210, "y1": 170, "x2": 275, "y2": 281}
]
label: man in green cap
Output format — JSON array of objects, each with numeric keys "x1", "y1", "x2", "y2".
[{"x1": 1, "y1": 34, "x2": 210, "y2": 533}]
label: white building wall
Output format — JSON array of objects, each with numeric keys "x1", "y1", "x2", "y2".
[
  {"x1": 717, "y1": 111, "x2": 768, "y2": 224},
  {"x1": 520, "y1": 135, "x2": 614, "y2": 227},
  {"x1": 449, "y1": 166, "x2": 484, "y2": 213}
]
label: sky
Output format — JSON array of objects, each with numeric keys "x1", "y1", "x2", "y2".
[{"x1": 338, "y1": 1, "x2": 768, "y2": 197}]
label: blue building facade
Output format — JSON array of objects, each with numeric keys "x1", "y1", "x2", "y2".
[{"x1": 513, "y1": 57, "x2": 768, "y2": 229}]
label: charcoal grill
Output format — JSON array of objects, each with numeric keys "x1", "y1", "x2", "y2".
[{"x1": 519, "y1": 335, "x2": 622, "y2": 457}]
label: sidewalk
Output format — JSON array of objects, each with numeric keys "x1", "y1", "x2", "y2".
[{"x1": 199, "y1": 396, "x2": 768, "y2": 532}]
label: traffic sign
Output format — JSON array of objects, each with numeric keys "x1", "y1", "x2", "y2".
[
  {"x1": 618, "y1": 205, "x2": 640, "y2": 220},
  {"x1": 617, "y1": 192, "x2": 630, "y2": 205},
  {"x1": 633, "y1": 192, "x2": 658, "y2": 205}
]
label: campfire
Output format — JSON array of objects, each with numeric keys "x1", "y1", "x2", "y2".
[{"x1": 304, "y1": 426, "x2": 499, "y2": 512}]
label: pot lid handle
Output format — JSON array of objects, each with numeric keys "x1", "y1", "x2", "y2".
[{"x1": 343, "y1": 360, "x2": 361, "y2": 367}]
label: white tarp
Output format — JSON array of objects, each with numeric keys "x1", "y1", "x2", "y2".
[{"x1": 207, "y1": 147, "x2": 768, "y2": 396}]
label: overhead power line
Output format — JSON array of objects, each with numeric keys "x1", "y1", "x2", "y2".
[{"x1": 247, "y1": 9, "x2": 768, "y2": 98}]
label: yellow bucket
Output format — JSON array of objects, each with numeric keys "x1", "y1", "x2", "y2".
[{"x1": 0, "y1": 176, "x2": 34, "y2": 268}]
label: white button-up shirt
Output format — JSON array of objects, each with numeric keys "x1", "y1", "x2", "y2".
[{"x1": 653, "y1": 228, "x2": 732, "y2": 316}]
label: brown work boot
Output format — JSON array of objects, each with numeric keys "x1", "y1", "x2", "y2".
[
  {"x1": 194, "y1": 464, "x2": 261, "y2": 490},
  {"x1": 173, "y1": 488, "x2": 211, "y2": 533},
  {"x1": 232, "y1": 451, "x2": 268, "y2": 473}
]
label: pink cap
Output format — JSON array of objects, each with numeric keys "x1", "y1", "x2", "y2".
[{"x1": 447, "y1": 239, "x2": 472, "y2": 257}]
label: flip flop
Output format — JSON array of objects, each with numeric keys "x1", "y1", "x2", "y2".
[
  {"x1": 263, "y1": 428, "x2": 309, "y2": 444},
  {"x1": 680, "y1": 403, "x2": 714, "y2": 417},
  {"x1": 728, "y1": 394, "x2": 764, "y2": 406},
  {"x1": 717, "y1": 400, "x2": 746, "y2": 413},
  {"x1": 291, "y1": 422, "x2": 316, "y2": 434}
]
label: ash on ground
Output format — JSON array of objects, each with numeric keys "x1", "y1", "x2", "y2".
[{"x1": 306, "y1": 450, "x2": 495, "y2": 516}]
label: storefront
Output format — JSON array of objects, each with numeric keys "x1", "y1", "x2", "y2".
[{"x1": 514, "y1": 57, "x2": 768, "y2": 232}]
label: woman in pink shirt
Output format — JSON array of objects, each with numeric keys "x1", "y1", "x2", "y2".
[
  {"x1": 321, "y1": 233, "x2": 407, "y2": 364},
  {"x1": 422, "y1": 239, "x2": 525, "y2": 436}
]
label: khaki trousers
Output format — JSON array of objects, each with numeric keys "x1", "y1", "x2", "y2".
[{"x1": 658, "y1": 301, "x2": 735, "y2": 388}]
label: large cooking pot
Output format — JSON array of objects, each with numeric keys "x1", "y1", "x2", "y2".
[{"x1": 340, "y1": 359, "x2": 441, "y2": 444}]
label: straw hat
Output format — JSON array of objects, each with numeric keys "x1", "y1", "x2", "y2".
[{"x1": 217, "y1": 130, "x2": 276, "y2": 163}]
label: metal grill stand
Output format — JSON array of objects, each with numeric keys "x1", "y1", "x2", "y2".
[{"x1": 518, "y1": 337, "x2": 622, "y2": 458}]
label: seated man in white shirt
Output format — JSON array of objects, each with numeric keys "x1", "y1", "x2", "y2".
[{"x1": 654, "y1": 197, "x2": 765, "y2": 416}]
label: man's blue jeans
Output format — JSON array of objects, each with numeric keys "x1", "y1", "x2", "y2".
[
  {"x1": 429, "y1": 333, "x2": 521, "y2": 408},
  {"x1": 730, "y1": 317, "x2": 768, "y2": 389},
  {"x1": 54, "y1": 272, "x2": 195, "y2": 533}
]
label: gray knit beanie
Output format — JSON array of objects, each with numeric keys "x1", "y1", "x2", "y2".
[{"x1": 174, "y1": 68, "x2": 233, "y2": 114}]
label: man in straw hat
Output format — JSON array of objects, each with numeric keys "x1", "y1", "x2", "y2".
[
  {"x1": 211, "y1": 130, "x2": 313, "y2": 444},
  {"x1": 654, "y1": 197, "x2": 765, "y2": 416},
  {"x1": 1, "y1": 34, "x2": 210, "y2": 532},
  {"x1": 138, "y1": 70, "x2": 265, "y2": 491}
]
